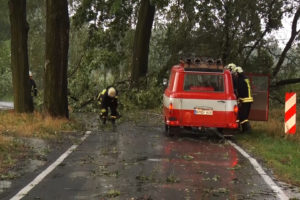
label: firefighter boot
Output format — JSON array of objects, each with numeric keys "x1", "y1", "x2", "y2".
[{"x1": 242, "y1": 122, "x2": 251, "y2": 133}]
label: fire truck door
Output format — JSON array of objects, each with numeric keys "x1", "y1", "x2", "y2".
[{"x1": 247, "y1": 74, "x2": 269, "y2": 121}]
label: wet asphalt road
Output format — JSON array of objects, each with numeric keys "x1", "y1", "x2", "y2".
[
  {"x1": 0, "y1": 102, "x2": 13, "y2": 110},
  {"x1": 2, "y1": 116, "x2": 280, "y2": 200}
]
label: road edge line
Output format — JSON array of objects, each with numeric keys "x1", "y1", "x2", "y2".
[
  {"x1": 228, "y1": 140, "x2": 289, "y2": 200},
  {"x1": 10, "y1": 131, "x2": 92, "y2": 200}
]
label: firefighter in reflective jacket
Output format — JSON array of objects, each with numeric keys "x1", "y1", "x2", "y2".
[
  {"x1": 233, "y1": 66, "x2": 253, "y2": 132},
  {"x1": 97, "y1": 86, "x2": 119, "y2": 125}
]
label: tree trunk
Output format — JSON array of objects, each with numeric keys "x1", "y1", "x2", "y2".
[
  {"x1": 44, "y1": 0, "x2": 69, "y2": 118},
  {"x1": 131, "y1": 0, "x2": 155, "y2": 86},
  {"x1": 9, "y1": 0, "x2": 33, "y2": 113}
]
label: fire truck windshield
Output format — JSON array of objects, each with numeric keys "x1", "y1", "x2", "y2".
[{"x1": 183, "y1": 73, "x2": 224, "y2": 92}]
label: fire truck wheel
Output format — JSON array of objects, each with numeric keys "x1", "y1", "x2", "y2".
[{"x1": 165, "y1": 125, "x2": 175, "y2": 137}]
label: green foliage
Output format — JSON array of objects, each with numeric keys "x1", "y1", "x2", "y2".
[
  {"x1": 246, "y1": 48, "x2": 274, "y2": 74},
  {"x1": 1, "y1": 0, "x2": 299, "y2": 112},
  {"x1": 119, "y1": 77, "x2": 164, "y2": 111},
  {"x1": 0, "y1": 0, "x2": 10, "y2": 41},
  {"x1": 0, "y1": 40, "x2": 12, "y2": 99}
]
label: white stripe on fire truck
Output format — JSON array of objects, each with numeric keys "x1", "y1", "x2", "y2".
[{"x1": 163, "y1": 94, "x2": 237, "y2": 112}]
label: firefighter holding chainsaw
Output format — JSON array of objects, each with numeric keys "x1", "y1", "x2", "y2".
[
  {"x1": 97, "y1": 86, "x2": 119, "y2": 125},
  {"x1": 233, "y1": 66, "x2": 253, "y2": 132}
]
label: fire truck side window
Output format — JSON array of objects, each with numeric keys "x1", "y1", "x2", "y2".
[{"x1": 184, "y1": 73, "x2": 224, "y2": 92}]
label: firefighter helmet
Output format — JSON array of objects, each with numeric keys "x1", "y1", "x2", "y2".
[
  {"x1": 226, "y1": 63, "x2": 236, "y2": 71},
  {"x1": 108, "y1": 87, "x2": 116, "y2": 98},
  {"x1": 234, "y1": 66, "x2": 243, "y2": 73}
]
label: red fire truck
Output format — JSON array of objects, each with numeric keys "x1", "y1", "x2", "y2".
[{"x1": 163, "y1": 58, "x2": 269, "y2": 136}]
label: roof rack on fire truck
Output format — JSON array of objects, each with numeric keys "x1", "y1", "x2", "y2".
[{"x1": 179, "y1": 57, "x2": 224, "y2": 72}]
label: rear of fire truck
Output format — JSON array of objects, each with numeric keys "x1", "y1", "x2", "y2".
[{"x1": 163, "y1": 58, "x2": 239, "y2": 136}]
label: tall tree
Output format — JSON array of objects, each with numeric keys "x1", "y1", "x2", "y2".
[
  {"x1": 272, "y1": 6, "x2": 300, "y2": 78},
  {"x1": 9, "y1": 0, "x2": 33, "y2": 112},
  {"x1": 44, "y1": 0, "x2": 69, "y2": 118},
  {"x1": 131, "y1": 0, "x2": 155, "y2": 85}
]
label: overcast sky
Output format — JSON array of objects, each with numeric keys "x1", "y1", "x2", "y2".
[{"x1": 272, "y1": 16, "x2": 295, "y2": 48}]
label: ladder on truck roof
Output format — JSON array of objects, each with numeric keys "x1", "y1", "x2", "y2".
[{"x1": 180, "y1": 57, "x2": 224, "y2": 72}]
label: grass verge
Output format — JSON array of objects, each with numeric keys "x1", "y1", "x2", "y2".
[
  {"x1": 0, "y1": 110, "x2": 81, "y2": 178},
  {"x1": 235, "y1": 108, "x2": 300, "y2": 186},
  {"x1": 0, "y1": 110, "x2": 80, "y2": 139}
]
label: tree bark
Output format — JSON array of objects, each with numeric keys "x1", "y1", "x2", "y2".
[
  {"x1": 44, "y1": 0, "x2": 69, "y2": 118},
  {"x1": 131, "y1": 0, "x2": 155, "y2": 86},
  {"x1": 9, "y1": 0, "x2": 33, "y2": 113}
]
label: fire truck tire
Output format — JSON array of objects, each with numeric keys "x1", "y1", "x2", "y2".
[{"x1": 165, "y1": 125, "x2": 175, "y2": 137}]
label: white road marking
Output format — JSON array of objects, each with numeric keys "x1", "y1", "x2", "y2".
[
  {"x1": 10, "y1": 131, "x2": 92, "y2": 200},
  {"x1": 228, "y1": 141, "x2": 289, "y2": 200}
]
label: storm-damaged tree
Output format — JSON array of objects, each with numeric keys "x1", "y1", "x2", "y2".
[
  {"x1": 44, "y1": 0, "x2": 69, "y2": 118},
  {"x1": 272, "y1": 6, "x2": 300, "y2": 80},
  {"x1": 9, "y1": 0, "x2": 33, "y2": 112},
  {"x1": 131, "y1": 0, "x2": 155, "y2": 86}
]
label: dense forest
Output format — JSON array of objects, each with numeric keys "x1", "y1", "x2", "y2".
[{"x1": 1, "y1": 0, "x2": 300, "y2": 116}]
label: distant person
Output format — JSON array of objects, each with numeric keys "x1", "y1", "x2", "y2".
[
  {"x1": 29, "y1": 71, "x2": 37, "y2": 97},
  {"x1": 97, "y1": 86, "x2": 119, "y2": 125},
  {"x1": 233, "y1": 66, "x2": 253, "y2": 132}
]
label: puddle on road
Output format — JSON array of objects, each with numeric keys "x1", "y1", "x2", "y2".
[{"x1": 0, "y1": 180, "x2": 12, "y2": 194}]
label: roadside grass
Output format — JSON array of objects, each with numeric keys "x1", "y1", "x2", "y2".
[
  {"x1": 251, "y1": 108, "x2": 300, "y2": 142},
  {"x1": 0, "y1": 110, "x2": 81, "y2": 178},
  {"x1": 0, "y1": 110, "x2": 79, "y2": 139},
  {"x1": 0, "y1": 135, "x2": 28, "y2": 178},
  {"x1": 235, "y1": 108, "x2": 300, "y2": 186}
]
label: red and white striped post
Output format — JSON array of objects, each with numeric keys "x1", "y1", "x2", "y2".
[{"x1": 285, "y1": 92, "x2": 296, "y2": 134}]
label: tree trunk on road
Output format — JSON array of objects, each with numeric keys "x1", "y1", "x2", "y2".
[
  {"x1": 9, "y1": 0, "x2": 33, "y2": 113},
  {"x1": 131, "y1": 0, "x2": 155, "y2": 86},
  {"x1": 44, "y1": 0, "x2": 69, "y2": 118}
]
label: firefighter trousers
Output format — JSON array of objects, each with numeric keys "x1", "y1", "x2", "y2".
[
  {"x1": 238, "y1": 102, "x2": 252, "y2": 132},
  {"x1": 100, "y1": 104, "x2": 118, "y2": 124}
]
